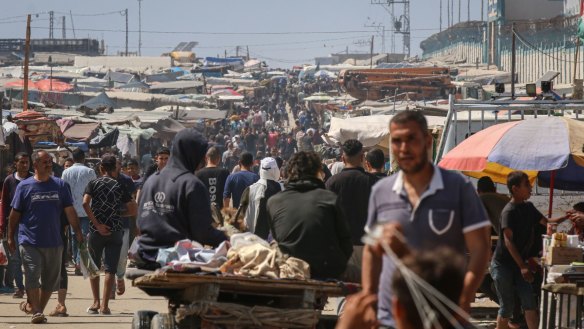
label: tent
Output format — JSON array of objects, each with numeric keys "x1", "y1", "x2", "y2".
[
  {"x1": 118, "y1": 81, "x2": 150, "y2": 92},
  {"x1": 325, "y1": 115, "x2": 445, "y2": 149},
  {"x1": 61, "y1": 122, "x2": 101, "y2": 142},
  {"x1": 78, "y1": 92, "x2": 116, "y2": 114}
]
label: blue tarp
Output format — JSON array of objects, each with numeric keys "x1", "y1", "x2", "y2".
[{"x1": 35, "y1": 141, "x2": 89, "y2": 152}]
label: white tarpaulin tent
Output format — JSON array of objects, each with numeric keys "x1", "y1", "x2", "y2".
[{"x1": 324, "y1": 114, "x2": 445, "y2": 149}]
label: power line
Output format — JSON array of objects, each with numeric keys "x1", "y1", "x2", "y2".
[
  {"x1": 53, "y1": 10, "x2": 125, "y2": 17},
  {"x1": 106, "y1": 35, "x2": 372, "y2": 50}
]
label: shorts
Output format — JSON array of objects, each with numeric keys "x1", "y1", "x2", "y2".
[
  {"x1": 490, "y1": 260, "x2": 537, "y2": 318},
  {"x1": 88, "y1": 230, "x2": 123, "y2": 274},
  {"x1": 20, "y1": 244, "x2": 63, "y2": 291}
]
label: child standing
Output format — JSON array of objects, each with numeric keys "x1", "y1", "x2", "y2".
[{"x1": 491, "y1": 171, "x2": 566, "y2": 329}]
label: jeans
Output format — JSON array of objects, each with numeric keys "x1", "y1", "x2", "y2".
[
  {"x1": 490, "y1": 260, "x2": 537, "y2": 318},
  {"x1": 71, "y1": 217, "x2": 90, "y2": 265},
  {"x1": 3, "y1": 232, "x2": 24, "y2": 290}
]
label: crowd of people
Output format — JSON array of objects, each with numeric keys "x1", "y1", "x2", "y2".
[{"x1": 2, "y1": 76, "x2": 584, "y2": 328}]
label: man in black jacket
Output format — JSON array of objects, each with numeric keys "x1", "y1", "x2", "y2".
[
  {"x1": 267, "y1": 151, "x2": 352, "y2": 280},
  {"x1": 136, "y1": 129, "x2": 227, "y2": 269},
  {"x1": 325, "y1": 140, "x2": 379, "y2": 282}
]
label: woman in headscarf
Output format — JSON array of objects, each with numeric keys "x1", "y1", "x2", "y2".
[{"x1": 239, "y1": 157, "x2": 282, "y2": 240}]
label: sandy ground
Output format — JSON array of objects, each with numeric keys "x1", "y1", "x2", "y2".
[{"x1": 0, "y1": 267, "x2": 167, "y2": 329}]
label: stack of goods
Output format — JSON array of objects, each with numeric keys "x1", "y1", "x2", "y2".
[
  {"x1": 220, "y1": 233, "x2": 310, "y2": 280},
  {"x1": 156, "y1": 239, "x2": 229, "y2": 272},
  {"x1": 545, "y1": 233, "x2": 583, "y2": 265}
]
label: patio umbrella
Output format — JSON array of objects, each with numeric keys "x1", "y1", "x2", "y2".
[{"x1": 438, "y1": 116, "x2": 584, "y2": 217}]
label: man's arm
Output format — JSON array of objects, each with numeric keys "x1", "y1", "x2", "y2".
[
  {"x1": 63, "y1": 206, "x2": 83, "y2": 243},
  {"x1": 7, "y1": 209, "x2": 22, "y2": 253},
  {"x1": 361, "y1": 245, "x2": 382, "y2": 294},
  {"x1": 223, "y1": 175, "x2": 233, "y2": 209},
  {"x1": 121, "y1": 201, "x2": 137, "y2": 217},
  {"x1": 460, "y1": 226, "x2": 491, "y2": 312},
  {"x1": 0, "y1": 181, "x2": 10, "y2": 236},
  {"x1": 82, "y1": 194, "x2": 111, "y2": 236},
  {"x1": 501, "y1": 227, "x2": 533, "y2": 283}
]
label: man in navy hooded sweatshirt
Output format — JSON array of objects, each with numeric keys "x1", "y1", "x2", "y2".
[{"x1": 136, "y1": 128, "x2": 227, "y2": 269}]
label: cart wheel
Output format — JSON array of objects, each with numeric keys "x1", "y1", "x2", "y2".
[
  {"x1": 132, "y1": 310, "x2": 158, "y2": 329},
  {"x1": 150, "y1": 313, "x2": 176, "y2": 329}
]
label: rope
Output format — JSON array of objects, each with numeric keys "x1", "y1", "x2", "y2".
[{"x1": 176, "y1": 301, "x2": 320, "y2": 328}]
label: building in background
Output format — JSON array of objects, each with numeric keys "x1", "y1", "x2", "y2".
[{"x1": 421, "y1": 0, "x2": 582, "y2": 85}]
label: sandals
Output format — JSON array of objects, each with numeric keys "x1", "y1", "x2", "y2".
[
  {"x1": 100, "y1": 308, "x2": 111, "y2": 315},
  {"x1": 13, "y1": 289, "x2": 25, "y2": 299},
  {"x1": 86, "y1": 306, "x2": 99, "y2": 315},
  {"x1": 116, "y1": 279, "x2": 125, "y2": 295},
  {"x1": 19, "y1": 301, "x2": 32, "y2": 314},
  {"x1": 48, "y1": 305, "x2": 68, "y2": 317},
  {"x1": 31, "y1": 313, "x2": 47, "y2": 324}
]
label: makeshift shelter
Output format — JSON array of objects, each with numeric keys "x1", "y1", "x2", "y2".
[
  {"x1": 151, "y1": 117, "x2": 186, "y2": 140},
  {"x1": 118, "y1": 81, "x2": 150, "y2": 93},
  {"x1": 78, "y1": 92, "x2": 116, "y2": 115},
  {"x1": 89, "y1": 128, "x2": 119, "y2": 148},
  {"x1": 324, "y1": 114, "x2": 445, "y2": 150},
  {"x1": 103, "y1": 71, "x2": 135, "y2": 86},
  {"x1": 59, "y1": 121, "x2": 101, "y2": 142}
]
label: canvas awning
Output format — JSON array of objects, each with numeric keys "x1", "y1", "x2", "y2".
[
  {"x1": 62, "y1": 122, "x2": 100, "y2": 142},
  {"x1": 325, "y1": 114, "x2": 445, "y2": 149}
]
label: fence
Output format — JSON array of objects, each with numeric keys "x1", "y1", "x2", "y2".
[{"x1": 422, "y1": 17, "x2": 584, "y2": 85}]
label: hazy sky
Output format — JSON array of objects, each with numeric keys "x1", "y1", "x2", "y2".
[{"x1": 2, "y1": 0, "x2": 486, "y2": 67}]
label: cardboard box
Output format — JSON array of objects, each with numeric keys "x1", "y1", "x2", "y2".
[{"x1": 545, "y1": 247, "x2": 583, "y2": 265}]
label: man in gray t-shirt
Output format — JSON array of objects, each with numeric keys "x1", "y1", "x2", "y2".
[{"x1": 361, "y1": 111, "x2": 491, "y2": 328}]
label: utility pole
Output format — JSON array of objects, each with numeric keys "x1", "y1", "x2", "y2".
[
  {"x1": 49, "y1": 11, "x2": 54, "y2": 39},
  {"x1": 440, "y1": 0, "x2": 442, "y2": 32},
  {"x1": 137, "y1": 0, "x2": 143, "y2": 56},
  {"x1": 62, "y1": 16, "x2": 66, "y2": 39},
  {"x1": 246, "y1": 46, "x2": 250, "y2": 60},
  {"x1": 450, "y1": 0, "x2": 454, "y2": 26},
  {"x1": 458, "y1": 0, "x2": 461, "y2": 24},
  {"x1": 370, "y1": 35, "x2": 374, "y2": 68},
  {"x1": 236, "y1": 46, "x2": 239, "y2": 57},
  {"x1": 447, "y1": 0, "x2": 450, "y2": 27},
  {"x1": 69, "y1": 11, "x2": 76, "y2": 38},
  {"x1": 124, "y1": 9, "x2": 128, "y2": 56},
  {"x1": 467, "y1": 0, "x2": 470, "y2": 22},
  {"x1": 23, "y1": 15, "x2": 31, "y2": 111},
  {"x1": 481, "y1": 0, "x2": 484, "y2": 21},
  {"x1": 511, "y1": 23, "x2": 516, "y2": 99}
]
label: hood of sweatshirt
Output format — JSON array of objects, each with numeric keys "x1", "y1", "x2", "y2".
[{"x1": 163, "y1": 128, "x2": 208, "y2": 181}]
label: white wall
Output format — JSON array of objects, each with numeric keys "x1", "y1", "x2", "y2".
[
  {"x1": 505, "y1": 0, "x2": 563, "y2": 21},
  {"x1": 564, "y1": 0, "x2": 580, "y2": 16}
]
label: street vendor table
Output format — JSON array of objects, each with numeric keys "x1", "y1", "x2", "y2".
[
  {"x1": 131, "y1": 271, "x2": 355, "y2": 329},
  {"x1": 542, "y1": 272, "x2": 584, "y2": 329}
]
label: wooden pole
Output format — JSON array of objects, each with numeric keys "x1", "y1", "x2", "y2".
[{"x1": 23, "y1": 14, "x2": 31, "y2": 111}]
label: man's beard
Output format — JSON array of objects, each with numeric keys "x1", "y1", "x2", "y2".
[{"x1": 398, "y1": 148, "x2": 429, "y2": 174}]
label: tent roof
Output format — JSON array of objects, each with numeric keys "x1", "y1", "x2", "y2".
[
  {"x1": 79, "y1": 92, "x2": 116, "y2": 110},
  {"x1": 325, "y1": 114, "x2": 445, "y2": 149},
  {"x1": 62, "y1": 122, "x2": 100, "y2": 141}
]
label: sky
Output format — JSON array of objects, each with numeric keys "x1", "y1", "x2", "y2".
[{"x1": 1, "y1": 0, "x2": 486, "y2": 67}]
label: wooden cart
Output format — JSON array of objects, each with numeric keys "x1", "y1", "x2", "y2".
[{"x1": 131, "y1": 271, "x2": 352, "y2": 329}]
